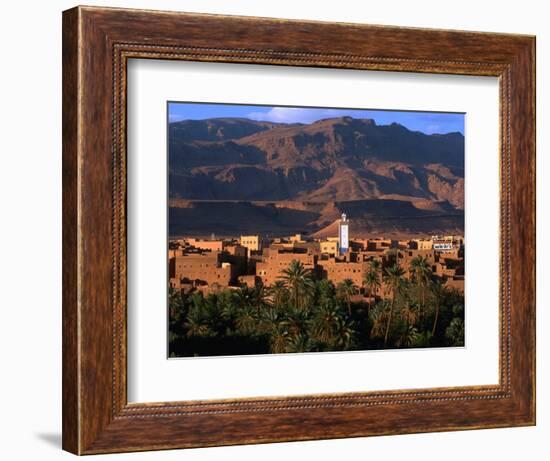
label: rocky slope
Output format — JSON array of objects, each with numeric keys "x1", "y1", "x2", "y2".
[{"x1": 168, "y1": 116, "x2": 464, "y2": 237}]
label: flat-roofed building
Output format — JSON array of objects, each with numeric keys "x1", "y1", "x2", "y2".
[
  {"x1": 445, "y1": 277, "x2": 465, "y2": 293},
  {"x1": 223, "y1": 243, "x2": 248, "y2": 275},
  {"x1": 367, "y1": 238, "x2": 393, "y2": 251},
  {"x1": 289, "y1": 234, "x2": 306, "y2": 243},
  {"x1": 240, "y1": 235, "x2": 261, "y2": 254},
  {"x1": 431, "y1": 235, "x2": 461, "y2": 253},
  {"x1": 411, "y1": 239, "x2": 433, "y2": 250},
  {"x1": 398, "y1": 249, "x2": 437, "y2": 275},
  {"x1": 256, "y1": 248, "x2": 315, "y2": 286},
  {"x1": 317, "y1": 257, "x2": 366, "y2": 287},
  {"x1": 293, "y1": 241, "x2": 321, "y2": 255},
  {"x1": 168, "y1": 248, "x2": 186, "y2": 258},
  {"x1": 320, "y1": 240, "x2": 338, "y2": 256},
  {"x1": 225, "y1": 244, "x2": 247, "y2": 258},
  {"x1": 169, "y1": 251, "x2": 235, "y2": 286},
  {"x1": 351, "y1": 238, "x2": 369, "y2": 251},
  {"x1": 440, "y1": 248, "x2": 461, "y2": 259},
  {"x1": 396, "y1": 240, "x2": 409, "y2": 250},
  {"x1": 186, "y1": 238, "x2": 224, "y2": 252}
]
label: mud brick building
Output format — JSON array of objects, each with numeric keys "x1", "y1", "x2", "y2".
[
  {"x1": 256, "y1": 247, "x2": 316, "y2": 286},
  {"x1": 168, "y1": 225, "x2": 465, "y2": 297}
]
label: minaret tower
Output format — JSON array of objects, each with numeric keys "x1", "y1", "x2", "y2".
[{"x1": 338, "y1": 213, "x2": 349, "y2": 255}]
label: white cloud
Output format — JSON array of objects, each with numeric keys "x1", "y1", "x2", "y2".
[
  {"x1": 426, "y1": 124, "x2": 442, "y2": 134},
  {"x1": 247, "y1": 107, "x2": 356, "y2": 124},
  {"x1": 168, "y1": 113, "x2": 185, "y2": 123}
]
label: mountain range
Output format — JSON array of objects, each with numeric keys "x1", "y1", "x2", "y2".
[{"x1": 168, "y1": 116, "x2": 465, "y2": 238}]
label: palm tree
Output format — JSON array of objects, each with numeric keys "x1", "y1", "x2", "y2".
[
  {"x1": 168, "y1": 287, "x2": 187, "y2": 334},
  {"x1": 270, "y1": 280, "x2": 288, "y2": 309},
  {"x1": 400, "y1": 300, "x2": 418, "y2": 329},
  {"x1": 369, "y1": 259, "x2": 382, "y2": 273},
  {"x1": 395, "y1": 324, "x2": 419, "y2": 348},
  {"x1": 235, "y1": 306, "x2": 258, "y2": 335},
  {"x1": 257, "y1": 305, "x2": 281, "y2": 335},
  {"x1": 219, "y1": 290, "x2": 237, "y2": 325},
  {"x1": 286, "y1": 334, "x2": 315, "y2": 353},
  {"x1": 233, "y1": 285, "x2": 256, "y2": 310},
  {"x1": 368, "y1": 301, "x2": 390, "y2": 340},
  {"x1": 383, "y1": 263, "x2": 405, "y2": 345},
  {"x1": 279, "y1": 260, "x2": 315, "y2": 311},
  {"x1": 185, "y1": 295, "x2": 214, "y2": 338},
  {"x1": 230, "y1": 286, "x2": 261, "y2": 335},
  {"x1": 269, "y1": 324, "x2": 290, "y2": 353},
  {"x1": 363, "y1": 269, "x2": 381, "y2": 305},
  {"x1": 445, "y1": 317, "x2": 464, "y2": 347},
  {"x1": 283, "y1": 304, "x2": 310, "y2": 336},
  {"x1": 252, "y1": 283, "x2": 272, "y2": 313},
  {"x1": 409, "y1": 256, "x2": 432, "y2": 318},
  {"x1": 315, "y1": 279, "x2": 336, "y2": 303},
  {"x1": 202, "y1": 293, "x2": 224, "y2": 333},
  {"x1": 430, "y1": 281, "x2": 447, "y2": 336},
  {"x1": 332, "y1": 318, "x2": 356, "y2": 350},
  {"x1": 336, "y1": 279, "x2": 356, "y2": 315},
  {"x1": 309, "y1": 300, "x2": 342, "y2": 344},
  {"x1": 185, "y1": 310, "x2": 213, "y2": 337}
]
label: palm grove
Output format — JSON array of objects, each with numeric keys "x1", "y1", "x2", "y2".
[{"x1": 169, "y1": 255, "x2": 465, "y2": 357}]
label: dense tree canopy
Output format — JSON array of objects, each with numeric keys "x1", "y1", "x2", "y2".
[{"x1": 169, "y1": 260, "x2": 465, "y2": 357}]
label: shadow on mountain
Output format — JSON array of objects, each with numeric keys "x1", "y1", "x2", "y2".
[
  {"x1": 169, "y1": 201, "x2": 320, "y2": 237},
  {"x1": 169, "y1": 199, "x2": 464, "y2": 239}
]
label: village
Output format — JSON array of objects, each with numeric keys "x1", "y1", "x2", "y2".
[{"x1": 169, "y1": 214, "x2": 464, "y2": 302}]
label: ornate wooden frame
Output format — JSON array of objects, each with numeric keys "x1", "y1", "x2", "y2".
[{"x1": 62, "y1": 5, "x2": 536, "y2": 455}]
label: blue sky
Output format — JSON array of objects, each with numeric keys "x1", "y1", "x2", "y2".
[{"x1": 168, "y1": 102, "x2": 464, "y2": 135}]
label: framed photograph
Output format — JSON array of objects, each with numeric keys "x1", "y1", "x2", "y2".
[{"x1": 62, "y1": 6, "x2": 535, "y2": 455}]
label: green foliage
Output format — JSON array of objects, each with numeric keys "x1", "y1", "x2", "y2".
[
  {"x1": 168, "y1": 260, "x2": 465, "y2": 357},
  {"x1": 445, "y1": 317, "x2": 465, "y2": 347},
  {"x1": 336, "y1": 278, "x2": 357, "y2": 315},
  {"x1": 363, "y1": 268, "x2": 381, "y2": 300},
  {"x1": 412, "y1": 330, "x2": 433, "y2": 348},
  {"x1": 280, "y1": 260, "x2": 315, "y2": 311}
]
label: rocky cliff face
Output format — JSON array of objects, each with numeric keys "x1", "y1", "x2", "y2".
[{"x1": 168, "y1": 116, "x2": 464, "y2": 238}]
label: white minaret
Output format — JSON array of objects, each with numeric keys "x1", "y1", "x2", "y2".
[{"x1": 338, "y1": 213, "x2": 349, "y2": 255}]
